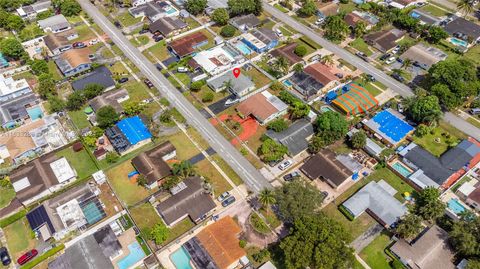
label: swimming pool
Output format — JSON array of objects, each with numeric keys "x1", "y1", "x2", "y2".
[
  {"x1": 171, "y1": 247, "x2": 193, "y2": 269},
  {"x1": 27, "y1": 106, "x2": 43, "y2": 120},
  {"x1": 320, "y1": 106, "x2": 334, "y2": 113},
  {"x1": 391, "y1": 162, "x2": 412, "y2": 178},
  {"x1": 448, "y1": 198, "x2": 466, "y2": 215},
  {"x1": 283, "y1": 79, "x2": 292, "y2": 87},
  {"x1": 235, "y1": 42, "x2": 252, "y2": 55},
  {"x1": 450, "y1": 37, "x2": 468, "y2": 47},
  {"x1": 410, "y1": 11, "x2": 420, "y2": 19},
  {"x1": 116, "y1": 242, "x2": 146, "y2": 269},
  {"x1": 165, "y1": 6, "x2": 178, "y2": 15}
]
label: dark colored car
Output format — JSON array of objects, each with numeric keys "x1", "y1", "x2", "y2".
[
  {"x1": 283, "y1": 171, "x2": 300, "y2": 181},
  {"x1": 391, "y1": 73, "x2": 405, "y2": 82},
  {"x1": 17, "y1": 249, "x2": 38, "y2": 265},
  {"x1": 222, "y1": 196, "x2": 236, "y2": 207},
  {"x1": 366, "y1": 74, "x2": 376, "y2": 82},
  {"x1": 72, "y1": 42, "x2": 86, "y2": 49},
  {"x1": 155, "y1": 64, "x2": 162, "y2": 71},
  {"x1": 268, "y1": 159, "x2": 283, "y2": 167},
  {"x1": 379, "y1": 53, "x2": 391, "y2": 61},
  {"x1": 144, "y1": 79, "x2": 154, "y2": 88},
  {"x1": 0, "y1": 247, "x2": 11, "y2": 266},
  {"x1": 154, "y1": 35, "x2": 164, "y2": 42},
  {"x1": 118, "y1": 77, "x2": 129, "y2": 83},
  {"x1": 114, "y1": 21, "x2": 121, "y2": 28},
  {"x1": 139, "y1": 29, "x2": 149, "y2": 34}
]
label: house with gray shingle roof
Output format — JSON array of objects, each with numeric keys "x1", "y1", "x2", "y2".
[
  {"x1": 38, "y1": 14, "x2": 71, "y2": 33},
  {"x1": 266, "y1": 119, "x2": 314, "y2": 157}
]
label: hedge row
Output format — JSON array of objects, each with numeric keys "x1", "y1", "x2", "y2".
[
  {"x1": 338, "y1": 205, "x2": 355, "y2": 221},
  {"x1": 21, "y1": 244, "x2": 65, "y2": 269},
  {"x1": 0, "y1": 209, "x2": 26, "y2": 228}
]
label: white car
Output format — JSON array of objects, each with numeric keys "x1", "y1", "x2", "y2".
[
  {"x1": 89, "y1": 39, "x2": 99, "y2": 45},
  {"x1": 275, "y1": 28, "x2": 283, "y2": 37},
  {"x1": 391, "y1": 45, "x2": 400, "y2": 54},
  {"x1": 385, "y1": 56, "x2": 396, "y2": 64},
  {"x1": 177, "y1": 66, "x2": 188, "y2": 73},
  {"x1": 278, "y1": 160, "x2": 293, "y2": 171},
  {"x1": 217, "y1": 191, "x2": 231, "y2": 202},
  {"x1": 315, "y1": 18, "x2": 324, "y2": 25}
]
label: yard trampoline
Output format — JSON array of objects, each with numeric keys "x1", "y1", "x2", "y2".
[{"x1": 116, "y1": 116, "x2": 152, "y2": 145}]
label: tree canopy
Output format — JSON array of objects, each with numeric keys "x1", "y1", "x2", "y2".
[
  {"x1": 220, "y1": 25, "x2": 236, "y2": 37},
  {"x1": 258, "y1": 138, "x2": 288, "y2": 162},
  {"x1": 56, "y1": 0, "x2": 82, "y2": 17},
  {"x1": 96, "y1": 106, "x2": 119, "y2": 128},
  {"x1": 267, "y1": 118, "x2": 289, "y2": 132},
  {"x1": 314, "y1": 111, "x2": 349, "y2": 144},
  {"x1": 211, "y1": 8, "x2": 229, "y2": 25},
  {"x1": 405, "y1": 95, "x2": 442, "y2": 125},
  {"x1": 323, "y1": 15, "x2": 349, "y2": 42},
  {"x1": 395, "y1": 213, "x2": 423, "y2": 239},
  {"x1": 349, "y1": 130, "x2": 366, "y2": 149},
  {"x1": 297, "y1": 0, "x2": 317, "y2": 17},
  {"x1": 37, "y1": 73, "x2": 56, "y2": 99},
  {"x1": 30, "y1": 59, "x2": 49, "y2": 75},
  {"x1": 414, "y1": 187, "x2": 445, "y2": 222},
  {"x1": 185, "y1": 0, "x2": 207, "y2": 15},
  {"x1": 227, "y1": 0, "x2": 262, "y2": 16},
  {"x1": 0, "y1": 38, "x2": 25, "y2": 59}
]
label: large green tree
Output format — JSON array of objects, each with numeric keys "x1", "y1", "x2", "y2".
[
  {"x1": 172, "y1": 160, "x2": 196, "y2": 179},
  {"x1": 148, "y1": 223, "x2": 170, "y2": 245},
  {"x1": 450, "y1": 216, "x2": 480, "y2": 257},
  {"x1": 395, "y1": 213, "x2": 423, "y2": 239},
  {"x1": 315, "y1": 111, "x2": 349, "y2": 145},
  {"x1": 185, "y1": 0, "x2": 207, "y2": 15},
  {"x1": 323, "y1": 15, "x2": 349, "y2": 42},
  {"x1": 30, "y1": 59, "x2": 49, "y2": 75},
  {"x1": 83, "y1": 83, "x2": 104, "y2": 100},
  {"x1": 0, "y1": 38, "x2": 25, "y2": 59},
  {"x1": 405, "y1": 95, "x2": 442, "y2": 125},
  {"x1": 280, "y1": 214, "x2": 354, "y2": 269},
  {"x1": 38, "y1": 73, "x2": 56, "y2": 98},
  {"x1": 414, "y1": 187, "x2": 445, "y2": 222},
  {"x1": 58, "y1": 0, "x2": 82, "y2": 17},
  {"x1": 258, "y1": 138, "x2": 288, "y2": 162},
  {"x1": 457, "y1": 0, "x2": 475, "y2": 17},
  {"x1": 274, "y1": 180, "x2": 325, "y2": 222},
  {"x1": 297, "y1": 0, "x2": 316, "y2": 17},
  {"x1": 350, "y1": 130, "x2": 366, "y2": 149},
  {"x1": 96, "y1": 106, "x2": 119, "y2": 128},
  {"x1": 289, "y1": 102, "x2": 310, "y2": 120},
  {"x1": 228, "y1": 0, "x2": 262, "y2": 16},
  {"x1": 211, "y1": 8, "x2": 229, "y2": 25}
]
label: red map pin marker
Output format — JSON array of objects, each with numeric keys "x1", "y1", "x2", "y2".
[{"x1": 233, "y1": 68, "x2": 241, "y2": 78}]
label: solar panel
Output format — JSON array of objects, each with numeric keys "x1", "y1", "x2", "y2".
[{"x1": 26, "y1": 205, "x2": 56, "y2": 234}]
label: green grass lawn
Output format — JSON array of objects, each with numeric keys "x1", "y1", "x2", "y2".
[
  {"x1": 4, "y1": 218, "x2": 36, "y2": 260},
  {"x1": 338, "y1": 59, "x2": 358, "y2": 71},
  {"x1": 68, "y1": 109, "x2": 91, "y2": 129},
  {"x1": 174, "y1": 73, "x2": 191, "y2": 86},
  {"x1": 75, "y1": 24, "x2": 96, "y2": 41},
  {"x1": 294, "y1": 38, "x2": 316, "y2": 55},
  {"x1": 109, "y1": 61, "x2": 129, "y2": 77},
  {"x1": 123, "y1": 81, "x2": 152, "y2": 102},
  {"x1": 419, "y1": 4, "x2": 451, "y2": 17},
  {"x1": 279, "y1": 26, "x2": 293, "y2": 37},
  {"x1": 55, "y1": 146, "x2": 98, "y2": 180},
  {"x1": 212, "y1": 155, "x2": 243, "y2": 186},
  {"x1": 467, "y1": 117, "x2": 480, "y2": 128},
  {"x1": 145, "y1": 40, "x2": 170, "y2": 61},
  {"x1": 0, "y1": 186, "x2": 15, "y2": 209},
  {"x1": 47, "y1": 61, "x2": 63, "y2": 81},
  {"x1": 244, "y1": 67, "x2": 272, "y2": 88},
  {"x1": 106, "y1": 160, "x2": 152, "y2": 206},
  {"x1": 353, "y1": 79, "x2": 382, "y2": 96},
  {"x1": 130, "y1": 203, "x2": 162, "y2": 231},
  {"x1": 372, "y1": 81, "x2": 387, "y2": 90},
  {"x1": 196, "y1": 159, "x2": 232, "y2": 195},
  {"x1": 451, "y1": 176, "x2": 473, "y2": 192},
  {"x1": 164, "y1": 218, "x2": 195, "y2": 244},
  {"x1": 350, "y1": 38, "x2": 373, "y2": 56},
  {"x1": 117, "y1": 12, "x2": 142, "y2": 27},
  {"x1": 339, "y1": 2, "x2": 357, "y2": 13},
  {"x1": 353, "y1": 259, "x2": 366, "y2": 269},
  {"x1": 164, "y1": 131, "x2": 201, "y2": 160},
  {"x1": 412, "y1": 124, "x2": 462, "y2": 157},
  {"x1": 274, "y1": 3, "x2": 289, "y2": 12},
  {"x1": 359, "y1": 231, "x2": 393, "y2": 269}
]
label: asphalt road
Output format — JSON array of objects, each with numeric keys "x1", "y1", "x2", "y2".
[
  {"x1": 78, "y1": 0, "x2": 272, "y2": 193},
  {"x1": 264, "y1": 3, "x2": 480, "y2": 141}
]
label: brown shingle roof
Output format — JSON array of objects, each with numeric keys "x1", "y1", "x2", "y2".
[
  {"x1": 468, "y1": 187, "x2": 480, "y2": 204},
  {"x1": 270, "y1": 43, "x2": 303, "y2": 65},
  {"x1": 0, "y1": 119, "x2": 45, "y2": 159},
  {"x1": 344, "y1": 12, "x2": 364, "y2": 27},
  {"x1": 60, "y1": 47, "x2": 92, "y2": 68},
  {"x1": 236, "y1": 92, "x2": 280, "y2": 122},
  {"x1": 300, "y1": 149, "x2": 353, "y2": 187},
  {"x1": 169, "y1": 32, "x2": 208, "y2": 57},
  {"x1": 364, "y1": 29, "x2": 405, "y2": 52},
  {"x1": 44, "y1": 29, "x2": 77, "y2": 52},
  {"x1": 131, "y1": 141, "x2": 175, "y2": 185},
  {"x1": 304, "y1": 62, "x2": 338, "y2": 85},
  {"x1": 196, "y1": 217, "x2": 245, "y2": 269},
  {"x1": 89, "y1": 88, "x2": 129, "y2": 113},
  {"x1": 149, "y1": 17, "x2": 187, "y2": 36},
  {"x1": 316, "y1": 1, "x2": 339, "y2": 16}
]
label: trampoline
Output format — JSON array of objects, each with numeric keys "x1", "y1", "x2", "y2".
[
  {"x1": 372, "y1": 110, "x2": 414, "y2": 143},
  {"x1": 116, "y1": 116, "x2": 152, "y2": 145}
]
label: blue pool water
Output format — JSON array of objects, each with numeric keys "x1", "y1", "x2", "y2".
[
  {"x1": 391, "y1": 162, "x2": 412, "y2": 178},
  {"x1": 283, "y1": 79, "x2": 292, "y2": 87},
  {"x1": 116, "y1": 242, "x2": 146, "y2": 269},
  {"x1": 27, "y1": 106, "x2": 43, "y2": 120},
  {"x1": 448, "y1": 198, "x2": 466, "y2": 215},
  {"x1": 410, "y1": 11, "x2": 420, "y2": 19},
  {"x1": 320, "y1": 106, "x2": 334, "y2": 113},
  {"x1": 0, "y1": 53, "x2": 8, "y2": 68},
  {"x1": 236, "y1": 42, "x2": 252, "y2": 55},
  {"x1": 165, "y1": 6, "x2": 177, "y2": 15},
  {"x1": 450, "y1": 37, "x2": 468, "y2": 47},
  {"x1": 171, "y1": 247, "x2": 193, "y2": 269}
]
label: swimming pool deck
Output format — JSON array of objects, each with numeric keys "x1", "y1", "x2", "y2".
[
  {"x1": 441, "y1": 191, "x2": 470, "y2": 215},
  {"x1": 112, "y1": 228, "x2": 139, "y2": 269}
]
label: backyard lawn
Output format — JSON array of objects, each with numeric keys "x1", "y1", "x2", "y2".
[
  {"x1": 350, "y1": 38, "x2": 373, "y2": 56},
  {"x1": 105, "y1": 160, "x2": 151, "y2": 206},
  {"x1": 353, "y1": 79, "x2": 382, "y2": 96},
  {"x1": 0, "y1": 186, "x2": 15, "y2": 208},
  {"x1": 129, "y1": 203, "x2": 162, "y2": 232},
  {"x1": 56, "y1": 146, "x2": 98, "y2": 180},
  {"x1": 195, "y1": 159, "x2": 232, "y2": 195},
  {"x1": 419, "y1": 4, "x2": 451, "y2": 17},
  {"x1": 67, "y1": 109, "x2": 91, "y2": 129},
  {"x1": 164, "y1": 218, "x2": 195, "y2": 245},
  {"x1": 359, "y1": 231, "x2": 393, "y2": 269},
  {"x1": 4, "y1": 218, "x2": 36, "y2": 260},
  {"x1": 47, "y1": 61, "x2": 63, "y2": 81},
  {"x1": 244, "y1": 67, "x2": 272, "y2": 88},
  {"x1": 412, "y1": 124, "x2": 463, "y2": 157},
  {"x1": 145, "y1": 40, "x2": 170, "y2": 61}
]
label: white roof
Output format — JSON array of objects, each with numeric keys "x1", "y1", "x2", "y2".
[
  {"x1": 12, "y1": 177, "x2": 31, "y2": 192},
  {"x1": 458, "y1": 181, "x2": 476, "y2": 197},
  {"x1": 242, "y1": 32, "x2": 267, "y2": 50},
  {"x1": 56, "y1": 198, "x2": 86, "y2": 229},
  {"x1": 192, "y1": 46, "x2": 235, "y2": 74},
  {"x1": 0, "y1": 74, "x2": 31, "y2": 97},
  {"x1": 262, "y1": 91, "x2": 288, "y2": 112},
  {"x1": 92, "y1": 170, "x2": 106, "y2": 184},
  {"x1": 259, "y1": 261, "x2": 277, "y2": 269},
  {"x1": 50, "y1": 157, "x2": 75, "y2": 183}
]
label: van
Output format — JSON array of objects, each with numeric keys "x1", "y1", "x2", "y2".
[
  {"x1": 177, "y1": 66, "x2": 188, "y2": 73},
  {"x1": 275, "y1": 28, "x2": 283, "y2": 37},
  {"x1": 470, "y1": 108, "x2": 480, "y2": 115}
]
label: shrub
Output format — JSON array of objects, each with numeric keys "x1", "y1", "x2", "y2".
[
  {"x1": 249, "y1": 212, "x2": 270, "y2": 234},
  {"x1": 0, "y1": 210, "x2": 26, "y2": 228},
  {"x1": 106, "y1": 152, "x2": 119, "y2": 164},
  {"x1": 270, "y1": 81, "x2": 285, "y2": 92},
  {"x1": 220, "y1": 25, "x2": 236, "y2": 37},
  {"x1": 267, "y1": 118, "x2": 288, "y2": 132},
  {"x1": 294, "y1": 45, "x2": 307, "y2": 57},
  {"x1": 190, "y1": 80, "x2": 205, "y2": 92},
  {"x1": 415, "y1": 124, "x2": 430, "y2": 137},
  {"x1": 202, "y1": 91, "x2": 214, "y2": 102},
  {"x1": 338, "y1": 205, "x2": 354, "y2": 221},
  {"x1": 239, "y1": 239, "x2": 247, "y2": 248}
]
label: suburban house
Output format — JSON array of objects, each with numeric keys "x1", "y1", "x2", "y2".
[
  {"x1": 26, "y1": 182, "x2": 106, "y2": 241},
  {"x1": 316, "y1": 1, "x2": 339, "y2": 18},
  {"x1": 149, "y1": 16, "x2": 187, "y2": 37},
  {"x1": 183, "y1": 216, "x2": 247, "y2": 269},
  {"x1": 399, "y1": 138, "x2": 480, "y2": 190},
  {"x1": 72, "y1": 66, "x2": 116, "y2": 91},
  {"x1": 342, "y1": 180, "x2": 408, "y2": 227},
  {"x1": 364, "y1": 109, "x2": 414, "y2": 147},
  {"x1": 266, "y1": 119, "x2": 314, "y2": 157},
  {"x1": 389, "y1": 0, "x2": 425, "y2": 9},
  {"x1": 0, "y1": 92, "x2": 40, "y2": 129},
  {"x1": 105, "y1": 116, "x2": 152, "y2": 154},
  {"x1": 156, "y1": 177, "x2": 216, "y2": 227},
  {"x1": 129, "y1": 1, "x2": 179, "y2": 22},
  {"x1": 300, "y1": 149, "x2": 363, "y2": 190},
  {"x1": 332, "y1": 83, "x2": 378, "y2": 116},
  {"x1": 229, "y1": 14, "x2": 261, "y2": 32},
  {"x1": 168, "y1": 31, "x2": 209, "y2": 58},
  {"x1": 38, "y1": 14, "x2": 71, "y2": 33},
  {"x1": 16, "y1": 0, "x2": 51, "y2": 20},
  {"x1": 54, "y1": 48, "x2": 92, "y2": 77},
  {"x1": 0, "y1": 73, "x2": 32, "y2": 103},
  {"x1": 364, "y1": 29, "x2": 406, "y2": 53},
  {"x1": 289, "y1": 62, "x2": 339, "y2": 100},
  {"x1": 241, "y1": 28, "x2": 278, "y2": 53},
  {"x1": 444, "y1": 17, "x2": 480, "y2": 45},
  {"x1": 131, "y1": 141, "x2": 176, "y2": 189},
  {"x1": 236, "y1": 91, "x2": 288, "y2": 125},
  {"x1": 207, "y1": 71, "x2": 255, "y2": 97},
  {"x1": 457, "y1": 182, "x2": 480, "y2": 212},
  {"x1": 399, "y1": 44, "x2": 447, "y2": 70},
  {"x1": 270, "y1": 43, "x2": 305, "y2": 67},
  {"x1": 88, "y1": 88, "x2": 129, "y2": 114},
  {"x1": 390, "y1": 225, "x2": 456, "y2": 269},
  {"x1": 10, "y1": 152, "x2": 77, "y2": 205},
  {"x1": 409, "y1": 9, "x2": 441, "y2": 25},
  {"x1": 344, "y1": 11, "x2": 379, "y2": 30},
  {"x1": 49, "y1": 226, "x2": 124, "y2": 269},
  {"x1": 44, "y1": 29, "x2": 78, "y2": 55},
  {"x1": 304, "y1": 63, "x2": 339, "y2": 92},
  {"x1": 192, "y1": 45, "x2": 238, "y2": 75}
]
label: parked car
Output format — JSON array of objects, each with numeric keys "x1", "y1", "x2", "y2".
[
  {"x1": 225, "y1": 98, "x2": 240, "y2": 106},
  {"x1": 144, "y1": 79, "x2": 154, "y2": 88},
  {"x1": 385, "y1": 56, "x2": 396, "y2": 64},
  {"x1": 355, "y1": 51, "x2": 369, "y2": 62},
  {"x1": 366, "y1": 74, "x2": 376, "y2": 82},
  {"x1": 391, "y1": 45, "x2": 400, "y2": 54},
  {"x1": 379, "y1": 53, "x2": 391, "y2": 61},
  {"x1": 88, "y1": 54, "x2": 96, "y2": 60},
  {"x1": 17, "y1": 249, "x2": 38, "y2": 265},
  {"x1": 0, "y1": 247, "x2": 11, "y2": 266},
  {"x1": 72, "y1": 42, "x2": 86, "y2": 48},
  {"x1": 391, "y1": 73, "x2": 405, "y2": 82},
  {"x1": 269, "y1": 159, "x2": 283, "y2": 167},
  {"x1": 155, "y1": 64, "x2": 162, "y2": 71},
  {"x1": 177, "y1": 66, "x2": 188, "y2": 73},
  {"x1": 321, "y1": 191, "x2": 329, "y2": 198},
  {"x1": 222, "y1": 196, "x2": 236, "y2": 207},
  {"x1": 154, "y1": 35, "x2": 164, "y2": 42},
  {"x1": 278, "y1": 160, "x2": 293, "y2": 171},
  {"x1": 283, "y1": 171, "x2": 300, "y2": 181},
  {"x1": 470, "y1": 108, "x2": 480, "y2": 115},
  {"x1": 315, "y1": 18, "x2": 325, "y2": 25},
  {"x1": 118, "y1": 77, "x2": 129, "y2": 83},
  {"x1": 139, "y1": 29, "x2": 149, "y2": 34},
  {"x1": 89, "y1": 39, "x2": 99, "y2": 45},
  {"x1": 217, "y1": 191, "x2": 231, "y2": 202},
  {"x1": 275, "y1": 28, "x2": 283, "y2": 37},
  {"x1": 114, "y1": 21, "x2": 121, "y2": 28}
]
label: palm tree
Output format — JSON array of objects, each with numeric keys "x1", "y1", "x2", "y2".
[
  {"x1": 275, "y1": 56, "x2": 290, "y2": 75},
  {"x1": 401, "y1": 58, "x2": 412, "y2": 71},
  {"x1": 172, "y1": 160, "x2": 196, "y2": 179},
  {"x1": 321, "y1": 54, "x2": 334, "y2": 66},
  {"x1": 258, "y1": 189, "x2": 276, "y2": 212},
  {"x1": 223, "y1": 79, "x2": 233, "y2": 91},
  {"x1": 293, "y1": 63, "x2": 304, "y2": 73},
  {"x1": 457, "y1": 0, "x2": 475, "y2": 17}
]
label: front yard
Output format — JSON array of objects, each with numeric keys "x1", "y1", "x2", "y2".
[
  {"x1": 117, "y1": 12, "x2": 142, "y2": 27},
  {"x1": 195, "y1": 159, "x2": 232, "y2": 195},
  {"x1": 350, "y1": 38, "x2": 374, "y2": 56},
  {"x1": 412, "y1": 121, "x2": 466, "y2": 157},
  {"x1": 0, "y1": 185, "x2": 15, "y2": 209},
  {"x1": 4, "y1": 218, "x2": 36, "y2": 260},
  {"x1": 359, "y1": 231, "x2": 394, "y2": 269}
]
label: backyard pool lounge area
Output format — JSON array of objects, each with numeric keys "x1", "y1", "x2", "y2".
[
  {"x1": 171, "y1": 246, "x2": 194, "y2": 269},
  {"x1": 116, "y1": 241, "x2": 146, "y2": 269},
  {"x1": 449, "y1": 37, "x2": 468, "y2": 48},
  {"x1": 390, "y1": 161, "x2": 413, "y2": 178},
  {"x1": 235, "y1": 42, "x2": 253, "y2": 55}
]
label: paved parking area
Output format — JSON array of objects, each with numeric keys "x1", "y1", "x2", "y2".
[{"x1": 208, "y1": 94, "x2": 235, "y2": 115}]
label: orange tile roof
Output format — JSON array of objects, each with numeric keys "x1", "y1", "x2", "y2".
[
  {"x1": 304, "y1": 62, "x2": 338, "y2": 85},
  {"x1": 196, "y1": 217, "x2": 245, "y2": 269},
  {"x1": 60, "y1": 47, "x2": 92, "y2": 67},
  {"x1": 237, "y1": 92, "x2": 278, "y2": 122}
]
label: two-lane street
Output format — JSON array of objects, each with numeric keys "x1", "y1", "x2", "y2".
[
  {"x1": 77, "y1": 0, "x2": 272, "y2": 193},
  {"x1": 264, "y1": 2, "x2": 480, "y2": 141}
]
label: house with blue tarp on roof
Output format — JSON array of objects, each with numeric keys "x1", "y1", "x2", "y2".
[
  {"x1": 105, "y1": 115, "x2": 152, "y2": 155},
  {"x1": 364, "y1": 108, "x2": 414, "y2": 147}
]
